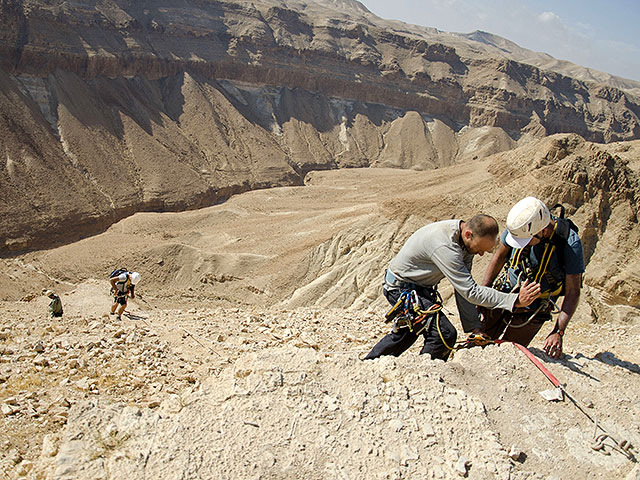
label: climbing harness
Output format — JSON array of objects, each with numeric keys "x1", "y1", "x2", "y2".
[
  {"x1": 492, "y1": 208, "x2": 579, "y2": 332},
  {"x1": 384, "y1": 289, "x2": 443, "y2": 336},
  {"x1": 502, "y1": 226, "x2": 561, "y2": 303}
]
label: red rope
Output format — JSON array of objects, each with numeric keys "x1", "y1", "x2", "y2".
[{"x1": 495, "y1": 339, "x2": 560, "y2": 388}]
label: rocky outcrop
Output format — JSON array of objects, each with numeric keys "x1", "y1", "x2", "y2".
[
  {"x1": 27, "y1": 315, "x2": 640, "y2": 480},
  {"x1": 4, "y1": 282, "x2": 639, "y2": 479}
]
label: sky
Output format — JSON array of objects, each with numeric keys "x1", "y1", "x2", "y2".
[{"x1": 358, "y1": 0, "x2": 640, "y2": 82}]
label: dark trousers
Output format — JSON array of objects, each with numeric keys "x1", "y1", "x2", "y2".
[
  {"x1": 482, "y1": 307, "x2": 550, "y2": 346},
  {"x1": 364, "y1": 287, "x2": 457, "y2": 361}
]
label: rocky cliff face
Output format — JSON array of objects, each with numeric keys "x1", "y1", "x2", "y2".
[{"x1": 1, "y1": 0, "x2": 639, "y2": 253}]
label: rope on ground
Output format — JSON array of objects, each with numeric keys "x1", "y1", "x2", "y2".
[
  {"x1": 180, "y1": 326, "x2": 222, "y2": 357},
  {"x1": 503, "y1": 340, "x2": 636, "y2": 462},
  {"x1": 453, "y1": 336, "x2": 636, "y2": 461},
  {"x1": 124, "y1": 306, "x2": 222, "y2": 358}
]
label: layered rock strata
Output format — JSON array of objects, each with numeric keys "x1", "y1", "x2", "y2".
[{"x1": 1, "y1": 0, "x2": 639, "y2": 253}]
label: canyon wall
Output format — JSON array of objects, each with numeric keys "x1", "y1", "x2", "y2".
[{"x1": 1, "y1": 0, "x2": 639, "y2": 253}]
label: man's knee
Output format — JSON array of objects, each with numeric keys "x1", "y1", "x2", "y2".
[{"x1": 439, "y1": 319, "x2": 457, "y2": 346}]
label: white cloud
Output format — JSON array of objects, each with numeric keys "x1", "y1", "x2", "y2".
[
  {"x1": 359, "y1": 0, "x2": 640, "y2": 80},
  {"x1": 537, "y1": 11, "x2": 560, "y2": 23}
]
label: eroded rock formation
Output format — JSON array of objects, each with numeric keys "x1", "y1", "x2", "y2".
[{"x1": 1, "y1": 0, "x2": 639, "y2": 254}]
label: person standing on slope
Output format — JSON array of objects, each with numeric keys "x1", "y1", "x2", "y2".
[
  {"x1": 365, "y1": 214, "x2": 541, "y2": 361},
  {"x1": 110, "y1": 270, "x2": 141, "y2": 320},
  {"x1": 480, "y1": 197, "x2": 584, "y2": 359},
  {"x1": 45, "y1": 290, "x2": 63, "y2": 318}
]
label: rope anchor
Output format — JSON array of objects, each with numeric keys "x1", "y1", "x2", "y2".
[{"x1": 590, "y1": 423, "x2": 636, "y2": 461}]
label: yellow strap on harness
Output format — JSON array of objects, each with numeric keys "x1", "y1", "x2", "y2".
[
  {"x1": 509, "y1": 246, "x2": 524, "y2": 269},
  {"x1": 510, "y1": 222, "x2": 562, "y2": 296},
  {"x1": 409, "y1": 303, "x2": 443, "y2": 336},
  {"x1": 534, "y1": 242, "x2": 555, "y2": 284},
  {"x1": 435, "y1": 310, "x2": 454, "y2": 351},
  {"x1": 413, "y1": 302, "x2": 443, "y2": 317}
]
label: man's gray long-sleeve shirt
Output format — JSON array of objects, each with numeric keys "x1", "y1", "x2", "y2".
[{"x1": 387, "y1": 219, "x2": 518, "y2": 331}]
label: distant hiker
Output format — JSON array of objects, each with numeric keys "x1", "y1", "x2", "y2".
[
  {"x1": 109, "y1": 269, "x2": 141, "y2": 320},
  {"x1": 481, "y1": 197, "x2": 584, "y2": 359},
  {"x1": 44, "y1": 290, "x2": 63, "y2": 318},
  {"x1": 364, "y1": 215, "x2": 541, "y2": 361}
]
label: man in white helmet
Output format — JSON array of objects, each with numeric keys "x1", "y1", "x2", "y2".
[
  {"x1": 481, "y1": 197, "x2": 584, "y2": 358},
  {"x1": 364, "y1": 214, "x2": 541, "y2": 361},
  {"x1": 110, "y1": 270, "x2": 141, "y2": 320},
  {"x1": 44, "y1": 290, "x2": 63, "y2": 318}
]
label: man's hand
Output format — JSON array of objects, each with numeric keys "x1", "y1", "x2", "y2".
[
  {"x1": 543, "y1": 333, "x2": 563, "y2": 358},
  {"x1": 477, "y1": 305, "x2": 490, "y2": 334},
  {"x1": 514, "y1": 279, "x2": 541, "y2": 307}
]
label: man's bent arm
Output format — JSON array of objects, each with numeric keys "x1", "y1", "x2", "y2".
[
  {"x1": 482, "y1": 243, "x2": 510, "y2": 287},
  {"x1": 429, "y1": 244, "x2": 518, "y2": 311}
]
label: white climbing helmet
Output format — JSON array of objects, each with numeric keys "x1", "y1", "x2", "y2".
[
  {"x1": 130, "y1": 271, "x2": 142, "y2": 285},
  {"x1": 505, "y1": 197, "x2": 551, "y2": 249}
]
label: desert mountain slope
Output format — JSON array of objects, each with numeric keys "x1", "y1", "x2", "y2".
[
  {"x1": 2, "y1": 0, "x2": 640, "y2": 255},
  {"x1": 456, "y1": 30, "x2": 640, "y2": 98},
  {"x1": 3, "y1": 134, "x2": 637, "y2": 312},
  {"x1": 1, "y1": 136, "x2": 639, "y2": 478}
]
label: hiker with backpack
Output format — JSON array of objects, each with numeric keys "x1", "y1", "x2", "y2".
[
  {"x1": 480, "y1": 197, "x2": 584, "y2": 358},
  {"x1": 109, "y1": 269, "x2": 141, "y2": 320}
]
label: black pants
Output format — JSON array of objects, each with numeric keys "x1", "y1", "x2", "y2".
[
  {"x1": 364, "y1": 287, "x2": 457, "y2": 361},
  {"x1": 114, "y1": 295, "x2": 127, "y2": 306}
]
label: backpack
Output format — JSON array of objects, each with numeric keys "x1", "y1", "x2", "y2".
[
  {"x1": 109, "y1": 268, "x2": 130, "y2": 296},
  {"x1": 544, "y1": 204, "x2": 580, "y2": 295},
  {"x1": 109, "y1": 268, "x2": 128, "y2": 279}
]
